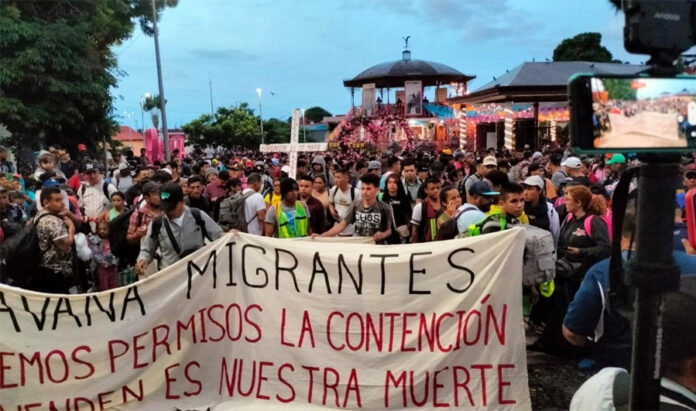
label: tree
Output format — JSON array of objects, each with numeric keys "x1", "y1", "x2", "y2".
[
  {"x1": 182, "y1": 103, "x2": 260, "y2": 148},
  {"x1": 142, "y1": 94, "x2": 165, "y2": 129},
  {"x1": 0, "y1": 0, "x2": 177, "y2": 157},
  {"x1": 304, "y1": 107, "x2": 332, "y2": 123},
  {"x1": 263, "y1": 118, "x2": 291, "y2": 144},
  {"x1": 604, "y1": 79, "x2": 637, "y2": 101},
  {"x1": 553, "y1": 32, "x2": 614, "y2": 62}
]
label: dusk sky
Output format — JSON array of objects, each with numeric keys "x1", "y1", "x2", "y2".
[{"x1": 110, "y1": 0, "x2": 694, "y2": 129}]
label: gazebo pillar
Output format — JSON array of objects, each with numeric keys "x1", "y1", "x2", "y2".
[
  {"x1": 533, "y1": 101, "x2": 539, "y2": 147},
  {"x1": 503, "y1": 102, "x2": 514, "y2": 150}
]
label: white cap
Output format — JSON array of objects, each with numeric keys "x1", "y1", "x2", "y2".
[
  {"x1": 522, "y1": 175, "x2": 545, "y2": 189},
  {"x1": 532, "y1": 151, "x2": 543, "y2": 160},
  {"x1": 561, "y1": 156, "x2": 582, "y2": 169},
  {"x1": 281, "y1": 165, "x2": 291, "y2": 173},
  {"x1": 482, "y1": 155, "x2": 498, "y2": 167}
]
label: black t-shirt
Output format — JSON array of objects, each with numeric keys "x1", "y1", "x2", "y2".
[{"x1": 344, "y1": 200, "x2": 392, "y2": 242}]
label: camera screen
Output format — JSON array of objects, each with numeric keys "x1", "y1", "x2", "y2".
[{"x1": 590, "y1": 78, "x2": 696, "y2": 149}]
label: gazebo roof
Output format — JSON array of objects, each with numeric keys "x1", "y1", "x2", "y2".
[
  {"x1": 344, "y1": 51, "x2": 475, "y2": 88},
  {"x1": 450, "y1": 61, "x2": 646, "y2": 104}
]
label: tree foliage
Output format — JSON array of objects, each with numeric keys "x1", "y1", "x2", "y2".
[
  {"x1": 604, "y1": 79, "x2": 637, "y2": 101},
  {"x1": 183, "y1": 104, "x2": 294, "y2": 148},
  {"x1": 304, "y1": 106, "x2": 332, "y2": 123},
  {"x1": 183, "y1": 103, "x2": 260, "y2": 148},
  {"x1": 553, "y1": 32, "x2": 614, "y2": 62},
  {"x1": 0, "y1": 0, "x2": 177, "y2": 155}
]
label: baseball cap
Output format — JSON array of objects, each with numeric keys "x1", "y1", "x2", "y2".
[
  {"x1": 281, "y1": 165, "x2": 291, "y2": 174},
  {"x1": 522, "y1": 175, "x2": 545, "y2": 189},
  {"x1": 205, "y1": 168, "x2": 218, "y2": 177},
  {"x1": 468, "y1": 181, "x2": 499, "y2": 196},
  {"x1": 367, "y1": 160, "x2": 382, "y2": 170},
  {"x1": 244, "y1": 160, "x2": 253, "y2": 168},
  {"x1": 561, "y1": 156, "x2": 582, "y2": 169},
  {"x1": 83, "y1": 162, "x2": 100, "y2": 173},
  {"x1": 482, "y1": 156, "x2": 498, "y2": 167},
  {"x1": 42, "y1": 179, "x2": 61, "y2": 189},
  {"x1": 606, "y1": 154, "x2": 626, "y2": 165},
  {"x1": 418, "y1": 164, "x2": 429, "y2": 172},
  {"x1": 159, "y1": 182, "x2": 184, "y2": 212}
]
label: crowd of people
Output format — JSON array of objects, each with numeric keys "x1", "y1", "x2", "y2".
[{"x1": 1, "y1": 142, "x2": 696, "y2": 378}]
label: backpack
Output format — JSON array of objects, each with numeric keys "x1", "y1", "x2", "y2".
[
  {"x1": 109, "y1": 207, "x2": 143, "y2": 266},
  {"x1": 464, "y1": 215, "x2": 556, "y2": 287},
  {"x1": 564, "y1": 213, "x2": 613, "y2": 241},
  {"x1": 219, "y1": 191, "x2": 256, "y2": 232},
  {"x1": 0, "y1": 214, "x2": 53, "y2": 284},
  {"x1": 519, "y1": 224, "x2": 557, "y2": 287}
]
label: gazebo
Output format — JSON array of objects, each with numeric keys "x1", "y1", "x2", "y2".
[
  {"x1": 449, "y1": 61, "x2": 645, "y2": 150},
  {"x1": 329, "y1": 45, "x2": 475, "y2": 151}
]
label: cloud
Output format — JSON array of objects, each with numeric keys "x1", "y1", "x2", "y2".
[
  {"x1": 189, "y1": 48, "x2": 260, "y2": 62},
  {"x1": 337, "y1": 0, "x2": 537, "y2": 44}
]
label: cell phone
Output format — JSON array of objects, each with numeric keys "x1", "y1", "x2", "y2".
[
  {"x1": 686, "y1": 188, "x2": 696, "y2": 249},
  {"x1": 569, "y1": 73, "x2": 696, "y2": 154}
]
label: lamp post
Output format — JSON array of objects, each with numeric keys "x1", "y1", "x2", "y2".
[
  {"x1": 150, "y1": 0, "x2": 170, "y2": 162},
  {"x1": 256, "y1": 88, "x2": 264, "y2": 145},
  {"x1": 301, "y1": 108, "x2": 306, "y2": 143}
]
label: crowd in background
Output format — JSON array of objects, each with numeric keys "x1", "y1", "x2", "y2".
[{"x1": 1, "y1": 142, "x2": 696, "y2": 375}]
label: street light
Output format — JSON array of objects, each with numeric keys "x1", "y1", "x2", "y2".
[
  {"x1": 256, "y1": 88, "x2": 264, "y2": 145},
  {"x1": 150, "y1": 0, "x2": 170, "y2": 161},
  {"x1": 301, "y1": 108, "x2": 306, "y2": 143}
]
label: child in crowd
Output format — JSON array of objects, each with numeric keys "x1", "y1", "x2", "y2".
[
  {"x1": 89, "y1": 220, "x2": 119, "y2": 291},
  {"x1": 107, "y1": 192, "x2": 126, "y2": 221}
]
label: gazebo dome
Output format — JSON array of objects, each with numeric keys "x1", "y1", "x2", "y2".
[{"x1": 343, "y1": 51, "x2": 475, "y2": 89}]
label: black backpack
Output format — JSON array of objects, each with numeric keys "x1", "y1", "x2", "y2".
[
  {"x1": 0, "y1": 214, "x2": 53, "y2": 284},
  {"x1": 109, "y1": 207, "x2": 143, "y2": 267}
]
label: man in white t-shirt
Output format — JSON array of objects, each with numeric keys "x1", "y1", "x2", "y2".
[
  {"x1": 328, "y1": 168, "x2": 361, "y2": 236},
  {"x1": 242, "y1": 173, "x2": 267, "y2": 235}
]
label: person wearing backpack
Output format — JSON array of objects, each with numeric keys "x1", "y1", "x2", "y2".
[
  {"x1": 475, "y1": 182, "x2": 525, "y2": 235},
  {"x1": 78, "y1": 163, "x2": 117, "y2": 226},
  {"x1": 111, "y1": 181, "x2": 162, "y2": 271},
  {"x1": 135, "y1": 183, "x2": 224, "y2": 276},
  {"x1": 220, "y1": 173, "x2": 266, "y2": 235},
  {"x1": 328, "y1": 168, "x2": 360, "y2": 237},
  {"x1": 411, "y1": 176, "x2": 443, "y2": 243},
  {"x1": 533, "y1": 184, "x2": 612, "y2": 356},
  {"x1": 32, "y1": 187, "x2": 76, "y2": 293}
]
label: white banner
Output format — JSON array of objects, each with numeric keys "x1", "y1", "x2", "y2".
[{"x1": 0, "y1": 230, "x2": 530, "y2": 410}]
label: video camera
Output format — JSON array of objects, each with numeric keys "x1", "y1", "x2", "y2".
[{"x1": 570, "y1": 0, "x2": 696, "y2": 153}]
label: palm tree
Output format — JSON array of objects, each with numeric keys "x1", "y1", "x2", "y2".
[{"x1": 142, "y1": 94, "x2": 164, "y2": 129}]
